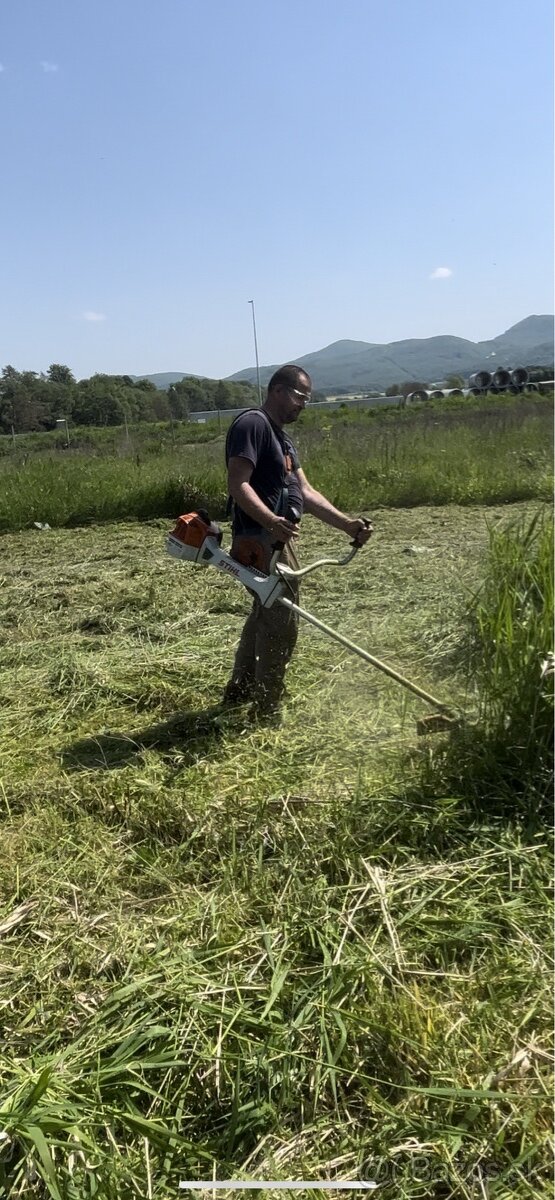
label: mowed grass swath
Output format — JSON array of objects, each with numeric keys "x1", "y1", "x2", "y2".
[
  {"x1": 0, "y1": 401, "x2": 552, "y2": 1194},
  {"x1": 0, "y1": 394, "x2": 552, "y2": 530}
]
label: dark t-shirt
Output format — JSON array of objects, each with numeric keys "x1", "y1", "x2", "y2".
[{"x1": 225, "y1": 409, "x2": 303, "y2": 535}]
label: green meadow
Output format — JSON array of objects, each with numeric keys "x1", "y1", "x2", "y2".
[
  {"x1": 0, "y1": 394, "x2": 551, "y2": 531},
  {"x1": 0, "y1": 394, "x2": 552, "y2": 1199}
]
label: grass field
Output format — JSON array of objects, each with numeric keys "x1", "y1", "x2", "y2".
[
  {"x1": 0, "y1": 493, "x2": 552, "y2": 1198},
  {"x1": 0, "y1": 395, "x2": 552, "y2": 531}
]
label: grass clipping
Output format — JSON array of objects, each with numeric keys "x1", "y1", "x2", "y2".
[{"x1": 0, "y1": 502, "x2": 552, "y2": 1199}]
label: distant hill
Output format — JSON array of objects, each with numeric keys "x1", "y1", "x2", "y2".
[
  {"x1": 132, "y1": 316, "x2": 553, "y2": 393},
  {"x1": 227, "y1": 315, "x2": 554, "y2": 393},
  {"x1": 130, "y1": 371, "x2": 205, "y2": 389},
  {"x1": 483, "y1": 314, "x2": 553, "y2": 350}
]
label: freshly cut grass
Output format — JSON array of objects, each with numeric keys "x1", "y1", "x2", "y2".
[{"x1": 0, "y1": 503, "x2": 552, "y2": 1198}]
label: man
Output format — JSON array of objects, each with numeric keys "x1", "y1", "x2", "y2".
[{"x1": 222, "y1": 364, "x2": 372, "y2": 721}]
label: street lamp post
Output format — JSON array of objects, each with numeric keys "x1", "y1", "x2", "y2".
[{"x1": 248, "y1": 299, "x2": 262, "y2": 407}]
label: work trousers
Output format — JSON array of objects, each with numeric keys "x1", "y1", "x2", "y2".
[{"x1": 226, "y1": 538, "x2": 300, "y2": 711}]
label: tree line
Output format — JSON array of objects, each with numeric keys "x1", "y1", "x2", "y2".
[{"x1": 0, "y1": 365, "x2": 260, "y2": 434}]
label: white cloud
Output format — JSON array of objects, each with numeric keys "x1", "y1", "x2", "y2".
[
  {"x1": 430, "y1": 266, "x2": 453, "y2": 280},
  {"x1": 0, "y1": 64, "x2": 5, "y2": 73},
  {"x1": 82, "y1": 311, "x2": 107, "y2": 322},
  {"x1": 41, "y1": 61, "x2": 59, "y2": 72}
]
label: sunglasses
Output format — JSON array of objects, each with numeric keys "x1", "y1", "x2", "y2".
[{"x1": 287, "y1": 385, "x2": 311, "y2": 403}]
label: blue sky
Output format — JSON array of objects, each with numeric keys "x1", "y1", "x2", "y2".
[{"x1": 1, "y1": 0, "x2": 553, "y2": 380}]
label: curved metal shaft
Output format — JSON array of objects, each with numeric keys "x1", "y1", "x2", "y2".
[{"x1": 276, "y1": 544, "x2": 359, "y2": 581}]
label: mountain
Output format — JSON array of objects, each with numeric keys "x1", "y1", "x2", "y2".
[
  {"x1": 132, "y1": 316, "x2": 553, "y2": 393},
  {"x1": 484, "y1": 314, "x2": 554, "y2": 350},
  {"x1": 226, "y1": 315, "x2": 554, "y2": 393},
  {"x1": 130, "y1": 371, "x2": 205, "y2": 388}
]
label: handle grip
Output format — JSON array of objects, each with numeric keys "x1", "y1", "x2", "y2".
[
  {"x1": 350, "y1": 516, "x2": 373, "y2": 548},
  {"x1": 270, "y1": 506, "x2": 301, "y2": 554}
]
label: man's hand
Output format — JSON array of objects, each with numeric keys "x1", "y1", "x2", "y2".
[
  {"x1": 346, "y1": 517, "x2": 373, "y2": 546},
  {"x1": 268, "y1": 515, "x2": 300, "y2": 543}
]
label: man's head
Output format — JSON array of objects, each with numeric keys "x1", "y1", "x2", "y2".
[{"x1": 265, "y1": 365, "x2": 312, "y2": 426}]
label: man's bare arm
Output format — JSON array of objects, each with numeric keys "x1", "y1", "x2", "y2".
[{"x1": 297, "y1": 468, "x2": 372, "y2": 543}]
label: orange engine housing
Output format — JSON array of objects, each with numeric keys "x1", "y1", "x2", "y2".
[{"x1": 169, "y1": 511, "x2": 220, "y2": 548}]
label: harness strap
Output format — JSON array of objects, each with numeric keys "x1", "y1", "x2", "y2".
[{"x1": 225, "y1": 410, "x2": 290, "y2": 523}]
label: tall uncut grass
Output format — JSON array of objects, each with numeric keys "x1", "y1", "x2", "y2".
[
  {"x1": 298, "y1": 405, "x2": 552, "y2": 511},
  {"x1": 0, "y1": 397, "x2": 551, "y2": 531},
  {"x1": 425, "y1": 510, "x2": 554, "y2": 815},
  {"x1": 0, "y1": 454, "x2": 225, "y2": 531}
]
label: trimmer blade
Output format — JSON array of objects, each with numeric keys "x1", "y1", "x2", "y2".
[{"x1": 416, "y1": 713, "x2": 460, "y2": 736}]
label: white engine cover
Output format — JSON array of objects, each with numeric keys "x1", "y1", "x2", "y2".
[{"x1": 166, "y1": 533, "x2": 288, "y2": 608}]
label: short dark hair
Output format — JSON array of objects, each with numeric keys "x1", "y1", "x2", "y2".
[{"x1": 268, "y1": 364, "x2": 311, "y2": 394}]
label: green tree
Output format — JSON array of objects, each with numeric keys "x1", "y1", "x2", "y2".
[
  {"x1": 134, "y1": 378, "x2": 158, "y2": 394},
  {"x1": 167, "y1": 383, "x2": 189, "y2": 420},
  {"x1": 47, "y1": 363, "x2": 75, "y2": 386},
  {"x1": 227, "y1": 380, "x2": 259, "y2": 408},
  {"x1": 399, "y1": 380, "x2": 429, "y2": 398},
  {"x1": 41, "y1": 380, "x2": 74, "y2": 424},
  {"x1": 214, "y1": 380, "x2": 233, "y2": 409},
  {"x1": 150, "y1": 391, "x2": 172, "y2": 421},
  {"x1": 73, "y1": 375, "x2": 126, "y2": 426},
  {"x1": 0, "y1": 366, "x2": 49, "y2": 432},
  {"x1": 171, "y1": 377, "x2": 214, "y2": 412}
]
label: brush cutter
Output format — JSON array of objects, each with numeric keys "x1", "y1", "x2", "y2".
[{"x1": 166, "y1": 511, "x2": 459, "y2": 734}]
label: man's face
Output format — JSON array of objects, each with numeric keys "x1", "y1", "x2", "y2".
[{"x1": 277, "y1": 377, "x2": 312, "y2": 423}]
